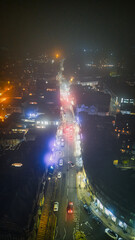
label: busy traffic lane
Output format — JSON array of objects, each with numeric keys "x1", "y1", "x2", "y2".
[
  {"x1": 55, "y1": 171, "x2": 67, "y2": 239},
  {"x1": 54, "y1": 100, "x2": 105, "y2": 239},
  {"x1": 54, "y1": 135, "x2": 77, "y2": 240},
  {"x1": 54, "y1": 114, "x2": 108, "y2": 239}
]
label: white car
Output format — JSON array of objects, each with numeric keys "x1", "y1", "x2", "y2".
[
  {"x1": 53, "y1": 202, "x2": 59, "y2": 211},
  {"x1": 61, "y1": 141, "x2": 64, "y2": 147},
  {"x1": 57, "y1": 140, "x2": 60, "y2": 146},
  {"x1": 59, "y1": 158, "x2": 63, "y2": 166},
  {"x1": 57, "y1": 172, "x2": 62, "y2": 178},
  {"x1": 77, "y1": 135, "x2": 80, "y2": 140},
  {"x1": 105, "y1": 228, "x2": 118, "y2": 239}
]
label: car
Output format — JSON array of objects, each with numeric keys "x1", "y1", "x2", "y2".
[
  {"x1": 48, "y1": 165, "x2": 54, "y2": 174},
  {"x1": 59, "y1": 158, "x2": 63, "y2": 166},
  {"x1": 67, "y1": 201, "x2": 74, "y2": 214},
  {"x1": 70, "y1": 162, "x2": 75, "y2": 167},
  {"x1": 47, "y1": 172, "x2": 53, "y2": 180},
  {"x1": 47, "y1": 176, "x2": 51, "y2": 180},
  {"x1": 56, "y1": 140, "x2": 60, "y2": 146},
  {"x1": 105, "y1": 228, "x2": 118, "y2": 239},
  {"x1": 77, "y1": 135, "x2": 80, "y2": 140},
  {"x1": 61, "y1": 141, "x2": 64, "y2": 147},
  {"x1": 68, "y1": 134, "x2": 73, "y2": 139},
  {"x1": 83, "y1": 204, "x2": 91, "y2": 214},
  {"x1": 53, "y1": 202, "x2": 59, "y2": 211},
  {"x1": 57, "y1": 172, "x2": 62, "y2": 178}
]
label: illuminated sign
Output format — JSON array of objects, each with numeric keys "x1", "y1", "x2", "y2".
[
  {"x1": 46, "y1": 88, "x2": 56, "y2": 91},
  {"x1": 11, "y1": 163, "x2": 23, "y2": 167}
]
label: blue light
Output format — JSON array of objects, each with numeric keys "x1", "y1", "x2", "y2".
[
  {"x1": 27, "y1": 112, "x2": 37, "y2": 119},
  {"x1": 49, "y1": 138, "x2": 55, "y2": 150},
  {"x1": 76, "y1": 116, "x2": 80, "y2": 123}
]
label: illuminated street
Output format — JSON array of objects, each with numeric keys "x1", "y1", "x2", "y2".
[
  {"x1": 34, "y1": 69, "x2": 135, "y2": 240},
  {"x1": 35, "y1": 78, "x2": 110, "y2": 240},
  {"x1": 1, "y1": 3, "x2": 135, "y2": 238}
]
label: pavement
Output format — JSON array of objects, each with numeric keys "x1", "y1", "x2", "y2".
[
  {"x1": 76, "y1": 170, "x2": 135, "y2": 240},
  {"x1": 36, "y1": 179, "x2": 57, "y2": 240}
]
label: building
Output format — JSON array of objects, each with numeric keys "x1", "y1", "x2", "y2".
[
  {"x1": 81, "y1": 114, "x2": 135, "y2": 236},
  {"x1": 73, "y1": 86, "x2": 111, "y2": 116}
]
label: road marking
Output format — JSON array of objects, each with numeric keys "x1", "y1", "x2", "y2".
[
  {"x1": 67, "y1": 188, "x2": 68, "y2": 197},
  {"x1": 63, "y1": 227, "x2": 66, "y2": 239},
  {"x1": 55, "y1": 226, "x2": 58, "y2": 238},
  {"x1": 84, "y1": 221, "x2": 93, "y2": 230},
  {"x1": 73, "y1": 228, "x2": 76, "y2": 240},
  {"x1": 76, "y1": 222, "x2": 79, "y2": 230}
]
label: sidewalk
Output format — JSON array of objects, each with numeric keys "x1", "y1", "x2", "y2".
[{"x1": 76, "y1": 171, "x2": 135, "y2": 240}]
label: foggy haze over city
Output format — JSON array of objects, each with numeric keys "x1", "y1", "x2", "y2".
[{"x1": 0, "y1": 1, "x2": 135, "y2": 55}]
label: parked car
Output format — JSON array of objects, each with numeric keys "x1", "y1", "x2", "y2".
[
  {"x1": 83, "y1": 204, "x2": 91, "y2": 214},
  {"x1": 105, "y1": 228, "x2": 118, "y2": 239},
  {"x1": 53, "y1": 202, "x2": 59, "y2": 211},
  {"x1": 57, "y1": 172, "x2": 62, "y2": 178},
  {"x1": 61, "y1": 141, "x2": 64, "y2": 147},
  {"x1": 59, "y1": 158, "x2": 63, "y2": 166},
  {"x1": 70, "y1": 162, "x2": 75, "y2": 167}
]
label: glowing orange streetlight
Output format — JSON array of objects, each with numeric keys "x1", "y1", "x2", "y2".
[
  {"x1": 70, "y1": 77, "x2": 74, "y2": 83},
  {"x1": 56, "y1": 53, "x2": 60, "y2": 58}
]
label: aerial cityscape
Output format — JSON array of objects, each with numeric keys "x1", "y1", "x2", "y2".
[{"x1": 0, "y1": 1, "x2": 135, "y2": 240}]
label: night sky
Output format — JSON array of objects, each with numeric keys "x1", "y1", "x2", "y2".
[{"x1": 0, "y1": 0, "x2": 135, "y2": 55}]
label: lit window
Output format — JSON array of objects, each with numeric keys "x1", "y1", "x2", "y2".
[
  {"x1": 105, "y1": 208, "x2": 110, "y2": 216},
  {"x1": 99, "y1": 202, "x2": 103, "y2": 210},
  {"x1": 119, "y1": 221, "x2": 124, "y2": 228},
  {"x1": 130, "y1": 99, "x2": 134, "y2": 103},
  {"x1": 112, "y1": 216, "x2": 116, "y2": 222},
  {"x1": 124, "y1": 99, "x2": 129, "y2": 103},
  {"x1": 11, "y1": 163, "x2": 23, "y2": 167}
]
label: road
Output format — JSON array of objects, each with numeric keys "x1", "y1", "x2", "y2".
[
  {"x1": 55, "y1": 137, "x2": 80, "y2": 240},
  {"x1": 53, "y1": 105, "x2": 108, "y2": 240},
  {"x1": 36, "y1": 81, "x2": 115, "y2": 240}
]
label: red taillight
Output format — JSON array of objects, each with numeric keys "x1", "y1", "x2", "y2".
[{"x1": 68, "y1": 209, "x2": 73, "y2": 213}]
